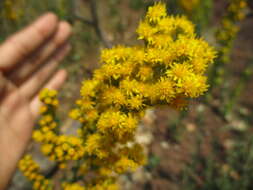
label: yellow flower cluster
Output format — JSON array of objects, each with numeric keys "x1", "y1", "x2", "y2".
[
  {"x1": 33, "y1": 131, "x2": 85, "y2": 165},
  {"x1": 228, "y1": 0, "x2": 248, "y2": 21},
  {"x1": 19, "y1": 89, "x2": 85, "y2": 188},
  {"x1": 62, "y1": 181, "x2": 118, "y2": 190},
  {"x1": 209, "y1": 0, "x2": 248, "y2": 86},
  {"x1": 39, "y1": 88, "x2": 59, "y2": 108},
  {"x1": 18, "y1": 155, "x2": 52, "y2": 190},
  {"x1": 35, "y1": 89, "x2": 85, "y2": 166},
  {"x1": 216, "y1": 0, "x2": 248, "y2": 63},
  {"x1": 62, "y1": 183, "x2": 85, "y2": 190},
  {"x1": 179, "y1": 0, "x2": 200, "y2": 13},
  {"x1": 69, "y1": 2, "x2": 215, "y2": 188},
  {"x1": 1, "y1": 0, "x2": 23, "y2": 21},
  {"x1": 19, "y1": 3, "x2": 216, "y2": 190}
]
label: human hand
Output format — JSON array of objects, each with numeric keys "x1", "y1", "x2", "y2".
[{"x1": 0, "y1": 13, "x2": 72, "y2": 189}]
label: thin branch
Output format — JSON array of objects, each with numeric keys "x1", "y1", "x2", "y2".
[
  {"x1": 201, "y1": 100, "x2": 229, "y2": 123},
  {"x1": 73, "y1": 14, "x2": 93, "y2": 26},
  {"x1": 246, "y1": 12, "x2": 253, "y2": 18},
  {"x1": 88, "y1": 0, "x2": 111, "y2": 48},
  {"x1": 71, "y1": 0, "x2": 93, "y2": 25},
  {"x1": 72, "y1": 0, "x2": 111, "y2": 48},
  {"x1": 45, "y1": 165, "x2": 59, "y2": 178}
]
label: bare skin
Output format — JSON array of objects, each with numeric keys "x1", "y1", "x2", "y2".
[{"x1": 0, "y1": 13, "x2": 72, "y2": 189}]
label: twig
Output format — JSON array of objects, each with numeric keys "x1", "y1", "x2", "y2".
[
  {"x1": 73, "y1": 14, "x2": 93, "y2": 26},
  {"x1": 72, "y1": 0, "x2": 111, "y2": 48},
  {"x1": 201, "y1": 100, "x2": 229, "y2": 123},
  {"x1": 45, "y1": 165, "x2": 59, "y2": 178},
  {"x1": 88, "y1": 0, "x2": 111, "y2": 48},
  {"x1": 223, "y1": 59, "x2": 253, "y2": 115},
  {"x1": 246, "y1": 12, "x2": 253, "y2": 18}
]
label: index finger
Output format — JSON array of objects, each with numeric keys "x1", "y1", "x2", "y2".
[{"x1": 0, "y1": 13, "x2": 58, "y2": 71}]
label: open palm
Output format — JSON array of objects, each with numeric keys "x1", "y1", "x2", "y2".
[{"x1": 0, "y1": 13, "x2": 71, "y2": 189}]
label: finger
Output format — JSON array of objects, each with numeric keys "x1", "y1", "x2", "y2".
[
  {"x1": 7, "y1": 21, "x2": 72, "y2": 85},
  {"x1": 0, "y1": 13, "x2": 58, "y2": 71},
  {"x1": 0, "y1": 72, "x2": 16, "y2": 100},
  {"x1": 19, "y1": 44, "x2": 71, "y2": 100},
  {"x1": 30, "y1": 69, "x2": 67, "y2": 117},
  {"x1": 0, "y1": 72, "x2": 6, "y2": 97}
]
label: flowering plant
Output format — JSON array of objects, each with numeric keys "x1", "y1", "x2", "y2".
[{"x1": 19, "y1": 3, "x2": 216, "y2": 190}]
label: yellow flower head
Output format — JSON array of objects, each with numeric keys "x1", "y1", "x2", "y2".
[
  {"x1": 80, "y1": 80, "x2": 99, "y2": 97},
  {"x1": 62, "y1": 183, "x2": 86, "y2": 190},
  {"x1": 181, "y1": 74, "x2": 209, "y2": 98},
  {"x1": 114, "y1": 157, "x2": 138, "y2": 174},
  {"x1": 166, "y1": 62, "x2": 193, "y2": 82},
  {"x1": 154, "y1": 77, "x2": 175, "y2": 102},
  {"x1": 146, "y1": 2, "x2": 167, "y2": 23}
]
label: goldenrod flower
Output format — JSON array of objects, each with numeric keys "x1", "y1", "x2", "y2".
[
  {"x1": 146, "y1": 2, "x2": 167, "y2": 23},
  {"x1": 181, "y1": 75, "x2": 209, "y2": 98},
  {"x1": 18, "y1": 155, "x2": 53, "y2": 190},
  {"x1": 154, "y1": 77, "x2": 175, "y2": 102},
  {"x1": 167, "y1": 62, "x2": 193, "y2": 82}
]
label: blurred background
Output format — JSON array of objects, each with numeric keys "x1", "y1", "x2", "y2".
[{"x1": 1, "y1": 0, "x2": 253, "y2": 189}]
